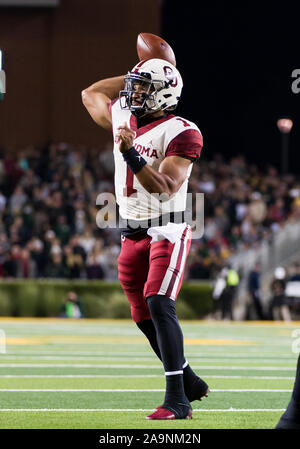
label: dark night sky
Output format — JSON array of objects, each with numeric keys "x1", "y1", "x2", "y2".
[{"x1": 162, "y1": 1, "x2": 300, "y2": 172}]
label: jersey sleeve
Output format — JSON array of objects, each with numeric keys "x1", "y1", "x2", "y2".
[{"x1": 165, "y1": 129, "x2": 203, "y2": 161}]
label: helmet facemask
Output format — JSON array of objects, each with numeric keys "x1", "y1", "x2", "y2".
[{"x1": 119, "y1": 72, "x2": 166, "y2": 118}]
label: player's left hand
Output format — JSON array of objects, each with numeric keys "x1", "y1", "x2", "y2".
[{"x1": 115, "y1": 122, "x2": 136, "y2": 153}]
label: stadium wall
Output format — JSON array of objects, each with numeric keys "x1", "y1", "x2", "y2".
[
  {"x1": 0, "y1": 280, "x2": 213, "y2": 319},
  {"x1": 0, "y1": 0, "x2": 161, "y2": 149}
]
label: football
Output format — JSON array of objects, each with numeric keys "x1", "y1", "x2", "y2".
[{"x1": 137, "y1": 32, "x2": 176, "y2": 67}]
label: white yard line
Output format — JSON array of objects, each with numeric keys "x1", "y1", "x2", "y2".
[
  {"x1": 0, "y1": 364, "x2": 295, "y2": 370},
  {"x1": 0, "y1": 374, "x2": 294, "y2": 379},
  {"x1": 4, "y1": 351, "x2": 296, "y2": 358},
  {"x1": 0, "y1": 408, "x2": 286, "y2": 412},
  {"x1": 212, "y1": 389, "x2": 292, "y2": 392},
  {"x1": 0, "y1": 389, "x2": 165, "y2": 392},
  {"x1": 0, "y1": 388, "x2": 292, "y2": 392},
  {"x1": 0, "y1": 374, "x2": 161, "y2": 378},
  {"x1": 0, "y1": 355, "x2": 297, "y2": 363}
]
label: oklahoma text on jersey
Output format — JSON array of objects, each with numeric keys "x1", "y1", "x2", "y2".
[{"x1": 110, "y1": 98, "x2": 203, "y2": 222}]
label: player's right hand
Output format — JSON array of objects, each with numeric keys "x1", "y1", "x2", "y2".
[{"x1": 116, "y1": 122, "x2": 136, "y2": 153}]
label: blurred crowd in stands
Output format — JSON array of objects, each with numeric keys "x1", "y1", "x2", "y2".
[
  {"x1": 0, "y1": 143, "x2": 118, "y2": 280},
  {"x1": 0, "y1": 143, "x2": 299, "y2": 283},
  {"x1": 187, "y1": 155, "x2": 300, "y2": 280}
]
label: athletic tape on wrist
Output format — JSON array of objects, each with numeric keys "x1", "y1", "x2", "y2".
[{"x1": 123, "y1": 147, "x2": 147, "y2": 174}]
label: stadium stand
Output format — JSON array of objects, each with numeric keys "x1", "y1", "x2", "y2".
[{"x1": 0, "y1": 144, "x2": 299, "y2": 282}]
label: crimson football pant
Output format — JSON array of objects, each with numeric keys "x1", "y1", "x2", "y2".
[
  {"x1": 118, "y1": 225, "x2": 191, "y2": 371},
  {"x1": 118, "y1": 225, "x2": 192, "y2": 323}
]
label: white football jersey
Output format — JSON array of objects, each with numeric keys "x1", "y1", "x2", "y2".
[{"x1": 110, "y1": 98, "x2": 203, "y2": 221}]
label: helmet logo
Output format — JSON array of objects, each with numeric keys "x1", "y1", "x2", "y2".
[{"x1": 163, "y1": 66, "x2": 178, "y2": 87}]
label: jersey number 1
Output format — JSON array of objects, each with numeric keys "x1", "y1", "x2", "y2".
[{"x1": 123, "y1": 166, "x2": 137, "y2": 196}]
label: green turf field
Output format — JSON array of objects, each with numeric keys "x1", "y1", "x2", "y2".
[{"x1": 0, "y1": 318, "x2": 298, "y2": 429}]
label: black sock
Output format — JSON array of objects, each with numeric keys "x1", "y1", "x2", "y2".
[
  {"x1": 183, "y1": 364, "x2": 197, "y2": 383},
  {"x1": 137, "y1": 319, "x2": 192, "y2": 368},
  {"x1": 164, "y1": 374, "x2": 185, "y2": 404},
  {"x1": 163, "y1": 374, "x2": 191, "y2": 418},
  {"x1": 146, "y1": 295, "x2": 188, "y2": 404},
  {"x1": 136, "y1": 317, "x2": 208, "y2": 401},
  {"x1": 183, "y1": 363, "x2": 209, "y2": 400},
  {"x1": 136, "y1": 319, "x2": 162, "y2": 361}
]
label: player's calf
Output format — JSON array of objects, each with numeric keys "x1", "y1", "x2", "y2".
[{"x1": 136, "y1": 318, "x2": 209, "y2": 401}]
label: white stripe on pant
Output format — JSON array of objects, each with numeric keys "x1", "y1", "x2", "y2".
[{"x1": 157, "y1": 225, "x2": 191, "y2": 301}]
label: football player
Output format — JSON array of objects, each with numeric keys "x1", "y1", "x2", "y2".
[
  {"x1": 82, "y1": 58, "x2": 209, "y2": 420},
  {"x1": 276, "y1": 354, "x2": 300, "y2": 429}
]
